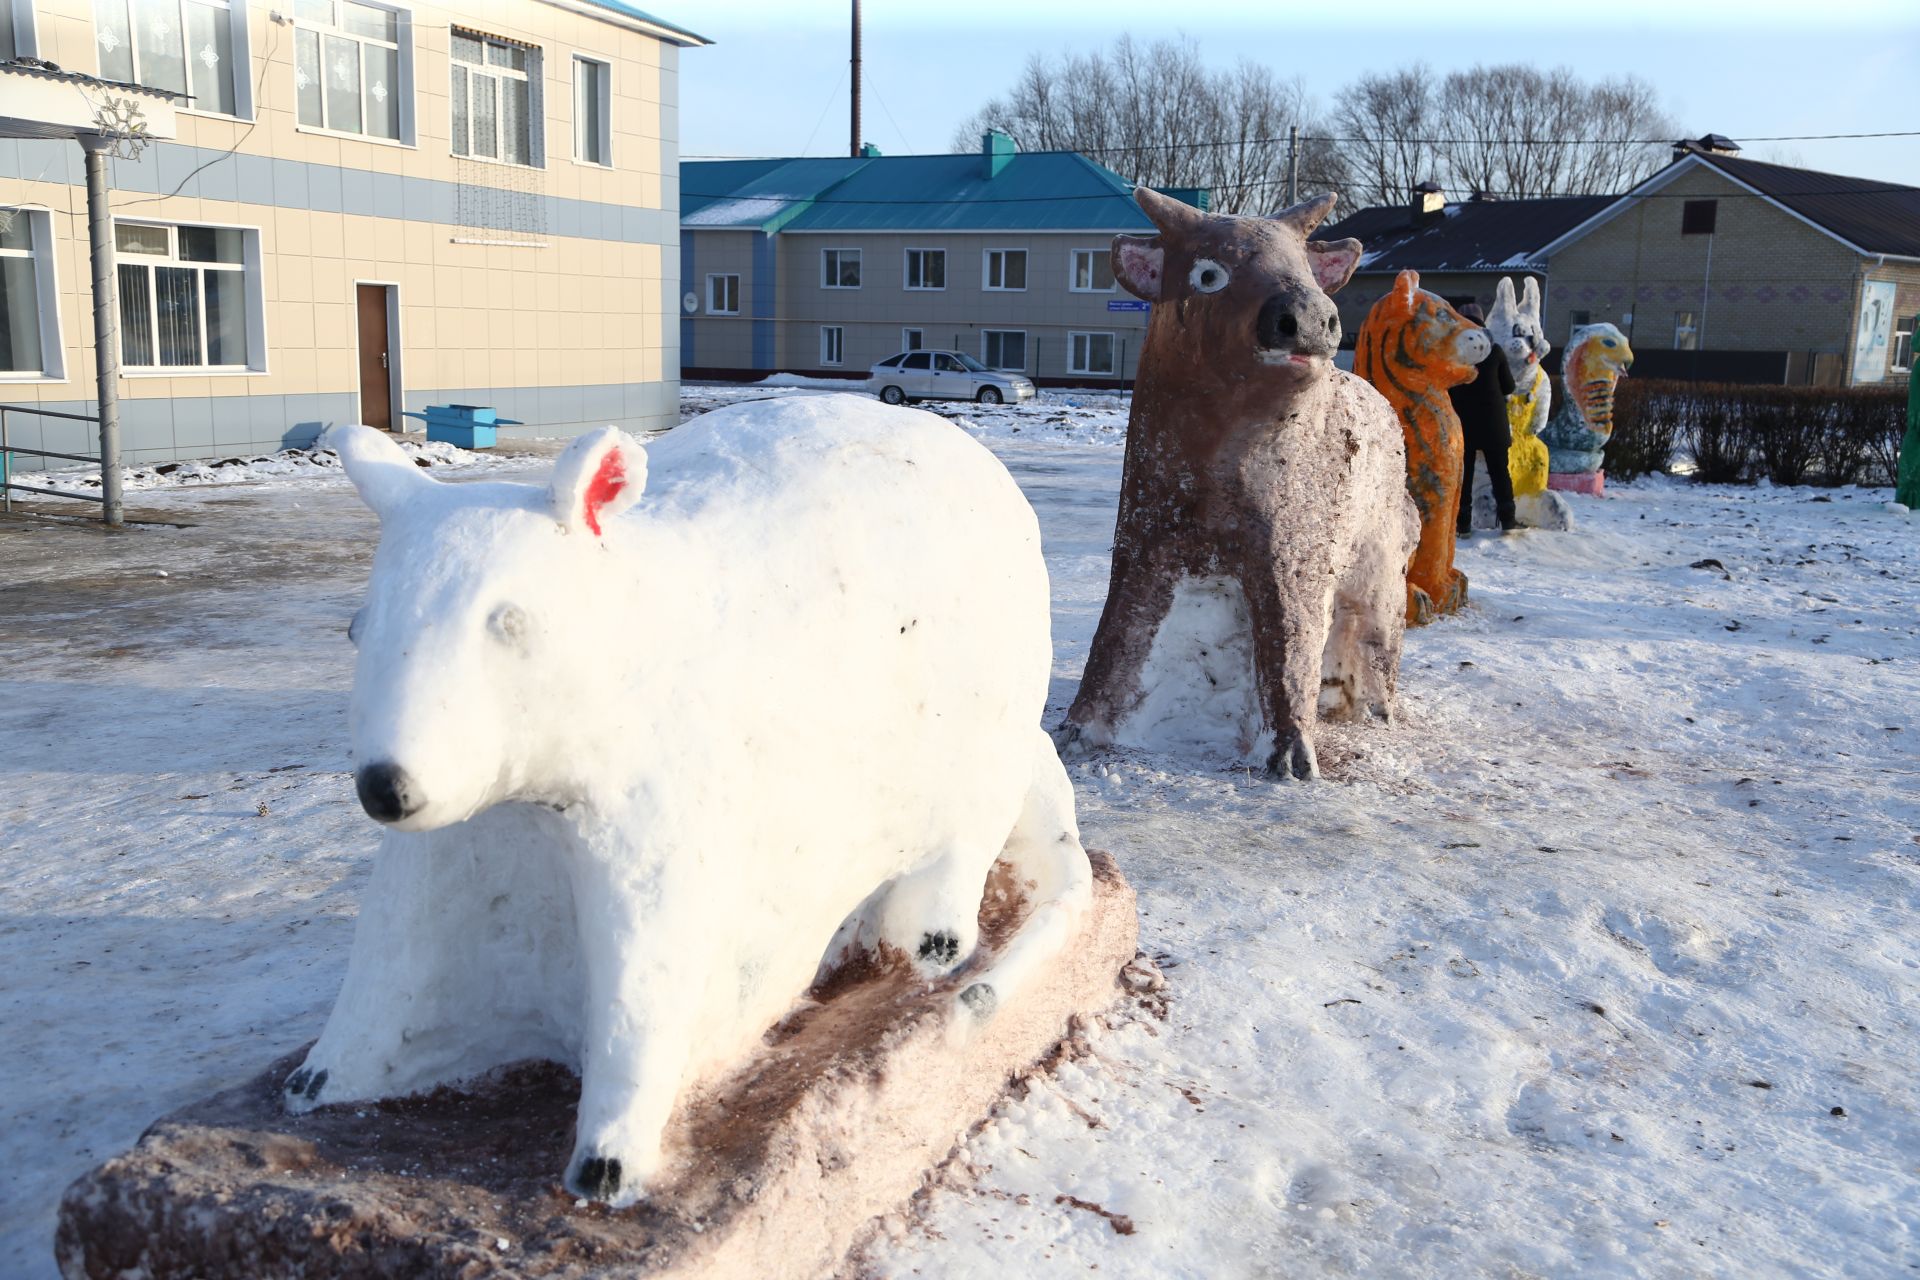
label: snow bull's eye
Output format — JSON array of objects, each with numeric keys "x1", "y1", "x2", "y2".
[
  {"x1": 347, "y1": 608, "x2": 365, "y2": 648},
  {"x1": 489, "y1": 603, "x2": 530, "y2": 649},
  {"x1": 1189, "y1": 258, "x2": 1229, "y2": 294}
]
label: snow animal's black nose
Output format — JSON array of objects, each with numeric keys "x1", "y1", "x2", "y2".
[
  {"x1": 1257, "y1": 291, "x2": 1339, "y2": 357},
  {"x1": 355, "y1": 761, "x2": 422, "y2": 823}
]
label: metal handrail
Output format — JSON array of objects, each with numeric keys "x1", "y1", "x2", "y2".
[{"x1": 1, "y1": 404, "x2": 109, "y2": 517}]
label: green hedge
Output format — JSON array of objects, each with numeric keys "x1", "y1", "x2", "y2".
[{"x1": 1607, "y1": 380, "x2": 1907, "y2": 486}]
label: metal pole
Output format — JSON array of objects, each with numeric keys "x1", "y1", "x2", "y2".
[
  {"x1": 1286, "y1": 124, "x2": 1299, "y2": 206},
  {"x1": 2, "y1": 408, "x2": 11, "y2": 515},
  {"x1": 82, "y1": 139, "x2": 124, "y2": 526},
  {"x1": 849, "y1": 0, "x2": 862, "y2": 158}
]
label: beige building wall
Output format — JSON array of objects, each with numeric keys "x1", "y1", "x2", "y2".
[{"x1": 2, "y1": 0, "x2": 691, "y2": 465}]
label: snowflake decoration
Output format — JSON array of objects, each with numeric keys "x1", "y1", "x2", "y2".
[
  {"x1": 97, "y1": 25, "x2": 122, "y2": 53},
  {"x1": 147, "y1": 14, "x2": 171, "y2": 42},
  {"x1": 198, "y1": 43, "x2": 219, "y2": 71},
  {"x1": 333, "y1": 55, "x2": 353, "y2": 85},
  {"x1": 295, "y1": 65, "x2": 312, "y2": 91},
  {"x1": 92, "y1": 95, "x2": 152, "y2": 161},
  {"x1": 0, "y1": 208, "x2": 15, "y2": 238},
  {"x1": 370, "y1": 80, "x2": 387, "y2": 102}
]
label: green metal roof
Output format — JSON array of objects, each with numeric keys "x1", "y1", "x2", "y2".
[{"x1": 681, "y1": 149, "x2": 1164, "y2": 234}]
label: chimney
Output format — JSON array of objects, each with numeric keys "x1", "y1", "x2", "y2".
[
  {"x1": 1673, "y1": 133, "x2": 1741, "y2": 157},
  {"x1": 1409, "y1": 179, "x2": 1445, "y2": 225},
  {"x1": 982, "y1": 130, "x2": 1015, "y2": 180}
]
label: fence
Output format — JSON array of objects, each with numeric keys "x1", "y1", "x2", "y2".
[{"x1": 0, "y1": 405, "x2": 109, "y2": 520}]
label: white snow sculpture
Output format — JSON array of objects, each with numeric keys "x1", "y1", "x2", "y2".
[
  {"x1": 1475, "y1": 276, "x2": 1573, "y2": 531},
  {"x1": 287, "y1": 395, "x2": 1093, "y2": 1209}
]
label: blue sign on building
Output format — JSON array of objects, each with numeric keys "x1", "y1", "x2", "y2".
[{"x1": 1107, "y1": 299, "x2": 1150, "y2": 312}]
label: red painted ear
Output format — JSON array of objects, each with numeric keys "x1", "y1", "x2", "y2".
[
  {"x1": 550, "y1": 427, "x2": 647, "y2": 536},
  {"x1": 1307, "y1": 237, "x2": 1362, "y2": 295},
  {"x1": 1112, "y1": 234, "x2": 1164, "y2": 301}
]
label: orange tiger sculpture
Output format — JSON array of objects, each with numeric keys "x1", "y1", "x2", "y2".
[{"x1": 1354, "y1": 270, "x2": 1491, "y2": 625}]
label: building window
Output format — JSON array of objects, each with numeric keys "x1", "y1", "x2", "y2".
[
  {"x1": 451, "y1": 28, "x2": 538, "y2": 166},
  {"x1": 573, "y1": 54, "x2": 610, "y2": 166},
  {"x1": 902, "y1": 327, "x2": 923, "y2": 351},
  {"x1": 706, "y1": 273, "x2": 738, "y2": 315},
  {"x1": 982, "y1": 329, "x2": 1026, "y2": 371},
  {"x1": 0, "y1": 209, "x2": 59, "y2": 378},
  {"x1": 293, "y1": 1, "x2": 403, "y2": 140},
  {"x1": 821, "y1": 248, "x2": 861, "y2": 289},
  {"x1": 820, "y1": 325, "x2": 844, "y2": 366},
  {"x1": 1568, "y1": 309, "x2": 1591, "y2": 341},
  {"x1": 95, "y1": 0, "x2": 245, "y2": 118},
  {"x1": 904, "y1": 248, "x2": 944, "y2": 291},
  {"x1": 1068, "y1": 331, "x2": 1116, "y2": 376},
  {"x1": 115, "y1": 221, "x2": 261, "y2": 371},
  {"x1": 1893, "y1": 320, "x2": 1913, "y2": 373},
  {"x1": 1673, "y1": 311, "x2": 1698, "y2": 351},
  {"x1": 984, "y1": 249, "x2": 1027, "y2": 291},
  {"x1": 1681, "y1": 199, "x2": 1718, "y2": 236},
  {"x1": 1070, "y1": 249, "x2": 1114, "y2": 293}
]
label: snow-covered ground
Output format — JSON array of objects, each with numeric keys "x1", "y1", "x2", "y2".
[{"x1": 3, "y1": 391, "x2": 1917, "y2": 1278}]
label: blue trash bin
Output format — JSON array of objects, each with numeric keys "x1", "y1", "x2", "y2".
[{"x1": 400, "y1": 404, "x2": 521, "y2": 449}]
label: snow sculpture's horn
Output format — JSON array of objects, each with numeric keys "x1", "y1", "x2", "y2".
[
  {"x1": 1133, "y1": 185, "x2": 1205, "y2": 237},
  {"x1": 332, "y1": 423, "x2": 433, "y2": 520},
  {"x1": 1270, "y1": 190, "x2": 1337, "y2": 235},
  {"x1": 550, "y1": 426, "x2": 648, "y2": 537}
]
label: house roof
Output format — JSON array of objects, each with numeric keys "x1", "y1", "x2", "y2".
[
  {"x1": 568, "y1": 1, "x2": 709, "y2": 44},
  {"x1": 1536, "y1": 151, "x2": 1920, "y2": 261},
  {"x1": 681, "y1": 150, "x2": 1161, "y2": 234},
  {"x1": 1684, "y1": 152, "x2": 1920, "y2": 258},
  {"x1": 1315, "y1": 195, "x2": 1616, "y2": 274}
]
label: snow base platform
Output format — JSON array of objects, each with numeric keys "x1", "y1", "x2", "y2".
[
  {"x1": 55, "y1": 852, "x2": 1138, "y2": 1280},
  {"x1": 1546, "y1": 469, "x2": 1604, "y2": 497}
]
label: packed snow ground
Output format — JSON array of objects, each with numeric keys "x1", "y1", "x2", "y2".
[{"x1": 3, "y1": 389, "x2": 1917, "y2": 1278}]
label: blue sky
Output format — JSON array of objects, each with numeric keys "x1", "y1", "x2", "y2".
[{"x1": 675, "y1": 0, "x2": 1920, "y2": 187}]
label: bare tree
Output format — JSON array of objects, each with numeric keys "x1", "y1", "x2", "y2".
[
  {"x1": 949, "y1": 36, "x2": 1336, "y2": 215},
  {"x1": 1327, "y1": 66, "x2": 1442, "y2": 208}
]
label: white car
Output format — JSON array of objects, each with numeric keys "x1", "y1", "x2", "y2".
[{"x1": 869, "y1": 350, "x2": 1036, "y2": 406}]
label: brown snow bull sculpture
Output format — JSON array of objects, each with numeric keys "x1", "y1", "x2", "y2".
[{"x1": 1061, "y1": 188, "x2": 1419, "y2": 780}]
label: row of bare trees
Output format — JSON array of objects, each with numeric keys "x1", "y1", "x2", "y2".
[{"x1": 951, "y1": 38, "x2": 1678, "y2": 214}]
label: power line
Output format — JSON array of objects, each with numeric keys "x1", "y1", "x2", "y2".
[
  {"x1": 684, "y1": 129, "x2": 1920, "y2": 162},
  {"x1": 683, "y1": 182, "x2": 1920, "y2": 207}
]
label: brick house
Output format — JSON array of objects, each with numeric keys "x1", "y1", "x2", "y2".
[
  {"x1": 679, "y1": 134, "x2": 1203, "y2": 386},
  {"x1": 1536, "y1": 141, "x2": 1920, "y2": 385},
  {"x1": 1319, "y1": 140, "x2": 1920, "y2": 385}
]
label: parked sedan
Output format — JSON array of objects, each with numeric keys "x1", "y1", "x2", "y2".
[{"x1": 869, "y1": 350, "x2": 1036, "y2": 406}]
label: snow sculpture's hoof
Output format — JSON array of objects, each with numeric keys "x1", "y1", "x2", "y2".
[
  {"x1": 918, "y1": 929, "x2": 962, "y2": 967},
  {"x1": 281, "y1": 1066, "x2": 327, "y2": 1105},
  {"x1": 55, "y1": 854, "x2": 1140, "y2": 1280},
  {"x1": 1267, "y1": 733, "x2": 1320, "y2": 781},
  {"x1": 569, "y1": 1154, "x2": 623, "y2": 1202}
]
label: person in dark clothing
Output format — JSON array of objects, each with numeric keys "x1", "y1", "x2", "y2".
[{"x1": 1449, "y1": 301, "x2": 1518, "y2": 534}]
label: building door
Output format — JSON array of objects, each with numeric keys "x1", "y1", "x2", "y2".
[{"x1": 356, "y1": 284, "x2": 394, "y2": 430}]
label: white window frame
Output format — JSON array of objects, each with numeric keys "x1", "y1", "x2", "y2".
[
  {"x1": 1673, "y1": 310, "x2": 1698, "y2": 352},
  {"x1": 93, "y1": 0, "x2": 253, "y2": 121},
  {"x1": 706, "y1": 272, "x2": 739, "y2": 315},
  {"x1": 1892, "y1": 320, "x2": 1913, "y2": 373},
  {"x1": 3, "y1": 0, "x2": 39, "y2": 59},
  {"x1": 571, "y1": 52, "x2": 612, "y2": 168},
  {"x1": 820, "y1": 325, "x2": 845, "y2": 367},
  {"x1": 1068, "y1": 330, "x2": 1117, "y2": 377},
  {"x1": 903, "y1": 247, "x2": 945, "y2": 292},
  {"x1": 291, "y1": 0, "x2": 411, "y2": 144},
  {"x1": 821, "y1": 248, "x2": 862, "y2": 290},
  {"x1": 983, "y1": 248, "x2": 1028, "y2": 292},
  {"x1": 1069, "y1": 248, "x2": 1115, "y2": 293},
  {"x1": 981, "y1": 328, "x2": 1027, "y2": 372},
  {"x1": 901, "y1": 327, "x2": 923, "y2": 352},
  {"x1": 0, "y1": 208, "x2": 66, "y2": 382},
  {"x1": 450, "y1": 27, "x2": 542, "y2": 167},
  {"x1": 113, "y1": 218, "x2": 268, "y2": 375}
]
